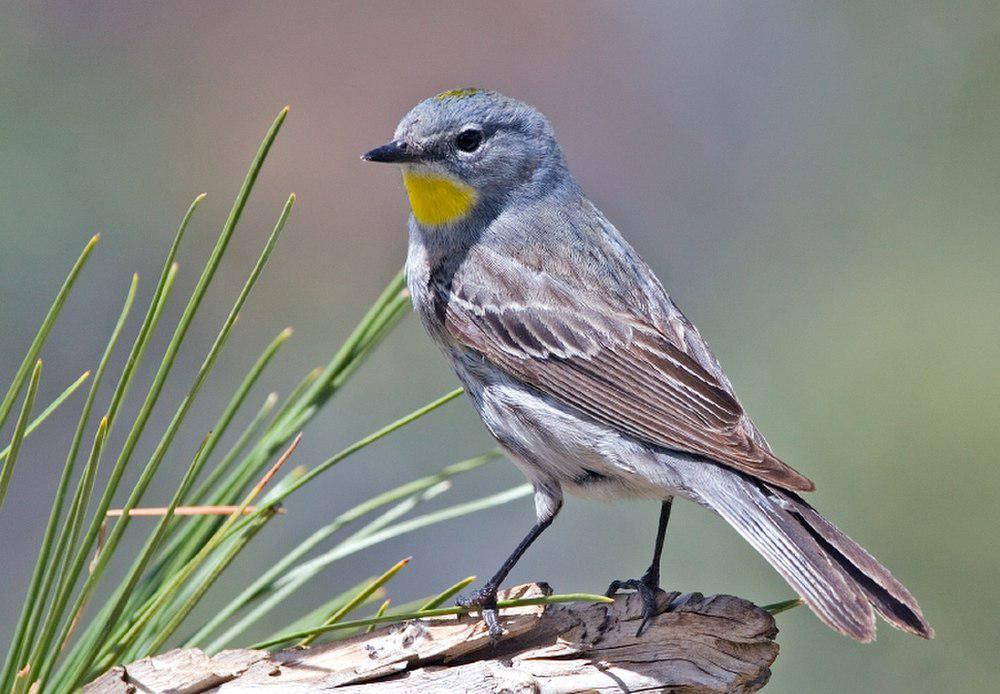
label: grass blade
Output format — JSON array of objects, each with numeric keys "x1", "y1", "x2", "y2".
[
  {"x1": 143, "y1": 391, "x2": 280, "y2": 595},
  {"x1": 0, "y1": 370, "x2": 90, "y2": 463},
  {"x1": 179, "y1": 271, "x2": 410, "y2": 573},
  {"x1": 262, "y1": 387, "x2": 464, "y2": 506},
  {"x1": 419, "y1": 575, "x2": 477, "y2": 611},
  {"x1": 284, "y1": 485, "x2": 533, "y2": 581},
  {"x1": 84, "y1": 193, "x2": 294, "y2": 662},
  {"x1": 54, "y1": 115, "x2": 290, "y2": 688},
  {"x1": 258, "y1": 484, "x2": 450, "y2": 630},
  {"x1": 253, "y1": 593, "x2": 614, "y2": 650},
  {"x1": 0, "y1": 104, "x2": 556, "y2": 693},
  {"x1": 297, "y1": 557, "x2": 411, "y2": 647},
  {"x1": 0, "y1": 235, "x2": 97, "y2": 434},
  {"x1": 0, "y1": 360, "x2": 42, "y2": 511},
  {"x1": 33, "y1": 220, "x2": 188, "y2": 687},
  {"x1": 1, "y1": 274, "x2": 136, "y2": 687},
  {"x1": 186, "y1": 330, "x2": 291, "y2": 508},
  {"x1": 14, "y1": 417, "x2": 108, "y2": 691},
  {"x1": 137, "y1": 324, "x2": 292, "y2": 594},
  {"x1": 366, "y1": 599, "x2": 392, "y2": 633},
  {"x1": 274, "y1": 577, "x2": 386, "y2": 640},
  {"x1": 198, "y1": 386, "x2": 465, "y2": 576},
  {"x1": 209, "y1": 481, "x2": 528, "y2": 651},
  {"x1": 125, "y1": 506, "x2": 278, "y2": 663},
  {"x1": 296, "y1": 269, "x2": 405, "y2": 414},
  {"x1": 98, "y1": 437, "x2": 300, "y2": 673},
  {"x1": 226, "y1": 271, "x2": 408, "y2": 488},
  {"x1": 192, "y1": 452, "x2": 497, "y2": 651},
  {"x1": 763, "y1": 597, "x2": 805, "y2": 615}
]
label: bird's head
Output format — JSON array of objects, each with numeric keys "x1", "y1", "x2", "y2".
[{"x1": 362, "y1": 89, "x2": 565, "y2": 227}]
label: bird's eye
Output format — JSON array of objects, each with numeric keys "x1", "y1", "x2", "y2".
[{"x1": 455, "y1": 128, "x2": 483, "y2": 152}]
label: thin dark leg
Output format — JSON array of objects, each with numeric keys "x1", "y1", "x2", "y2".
[
  {"x1": 644, "y1": 496, "x2": 673, "y2": 585},
  {"x1": 606, "y1": 496, "x2": 674, "y2": 635},
  {"x1": 459, "y1": 513, "x2": 557, "y2": 639}
]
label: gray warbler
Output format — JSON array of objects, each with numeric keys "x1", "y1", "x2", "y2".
[{"x1": 362, "y1": 88, "x2": 932, "y2": 642}]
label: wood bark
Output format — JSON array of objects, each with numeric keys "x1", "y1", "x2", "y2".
[{"x1": 85, "y1": 583, "x2": 780, "y2": 693}]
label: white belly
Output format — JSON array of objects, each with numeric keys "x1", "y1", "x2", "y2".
[{"x1": 452, "y1": 351, "x2": 695, "y2": 502}]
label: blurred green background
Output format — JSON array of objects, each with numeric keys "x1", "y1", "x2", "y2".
[{"x1": 1, "y1": 2, "x2": 998, "y2": 691}]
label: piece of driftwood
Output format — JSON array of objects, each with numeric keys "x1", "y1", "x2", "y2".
[{"x1": 85, "y1": 583, "x2": 780, "y2": 693}]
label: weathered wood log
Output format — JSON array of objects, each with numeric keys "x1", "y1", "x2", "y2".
[{"x1": 85, "y1": 583, "x2": 780, "y2": 693}]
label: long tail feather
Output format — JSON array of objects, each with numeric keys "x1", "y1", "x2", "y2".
[
  {"x1": 771, "y1": 486, "x2": 934, "y2": 639},
  {"x1": 687, "y1": 464, "x2": 932, "y2": 641}
]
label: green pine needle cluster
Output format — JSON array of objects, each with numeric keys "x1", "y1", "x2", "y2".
[{"x1": 0, "y1": 108, "x2": 607, "y2": 693}]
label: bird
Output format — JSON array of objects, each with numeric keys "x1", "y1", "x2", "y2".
[{"x1": 362, "y1": 88, "x2": 933, "y2": 642}]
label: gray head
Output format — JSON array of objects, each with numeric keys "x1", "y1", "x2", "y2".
[{"x1": 363, "y1": 89, "x2": 571, "y2": 225}]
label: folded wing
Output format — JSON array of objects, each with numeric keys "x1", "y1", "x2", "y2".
[{"x1": 440, "y1": 256, "x2": 815, "y2": 492}]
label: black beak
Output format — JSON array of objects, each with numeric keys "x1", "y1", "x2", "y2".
[{"x1": 361, "y1": 140, "x2": 415, "y2": 163}]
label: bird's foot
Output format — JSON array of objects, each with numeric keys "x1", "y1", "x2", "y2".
[
  {"x1": 605, "y1": 572, "x2": 662, "y2": 636},
  {"x1": 457, "y1": 586, "x2": 503, "y2": 640}
]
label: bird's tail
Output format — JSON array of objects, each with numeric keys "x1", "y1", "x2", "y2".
[{"x1": 691, "y1": 465, "x2": 933, "y2": 641}]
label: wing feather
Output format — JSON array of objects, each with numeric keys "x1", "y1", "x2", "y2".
[{"x1": 439, "y1": 262, "x2": 814, "y2": 492}]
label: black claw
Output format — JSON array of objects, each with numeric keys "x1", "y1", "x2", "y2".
[
  {"x1": 457, "y1": 587, "x2": 504, "y2": 640},
  {"x1": 605, "y1": 577, "x2": 661, "y2": 636},
  {"x1": 482, "y1": 607, "x2": 502, "y2": 640}
]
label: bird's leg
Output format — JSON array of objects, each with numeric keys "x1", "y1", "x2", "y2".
[
  {"x1": 459, "y1": 484, "x2": 562, "y2": 639},
  {"x1": 606, "y1": 496, "x2": 674, "y2": 636}
]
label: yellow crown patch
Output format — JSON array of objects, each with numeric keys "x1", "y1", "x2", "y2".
[{"x1": 434, "y1": 88, "x2": 483, "y2": 101}]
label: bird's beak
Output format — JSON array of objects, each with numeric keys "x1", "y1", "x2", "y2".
[{"x1": 361, "y1": 140, "x2": 417, "y2": 163}]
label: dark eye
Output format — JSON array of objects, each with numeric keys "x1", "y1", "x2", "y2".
[{"x1": 455, "y1": 128, "x2": 483, "y2": 152}]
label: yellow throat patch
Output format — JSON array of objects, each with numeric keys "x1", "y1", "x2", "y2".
[{"x1": 402, "y1": 172, "x2": 477, "y2": 226}]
